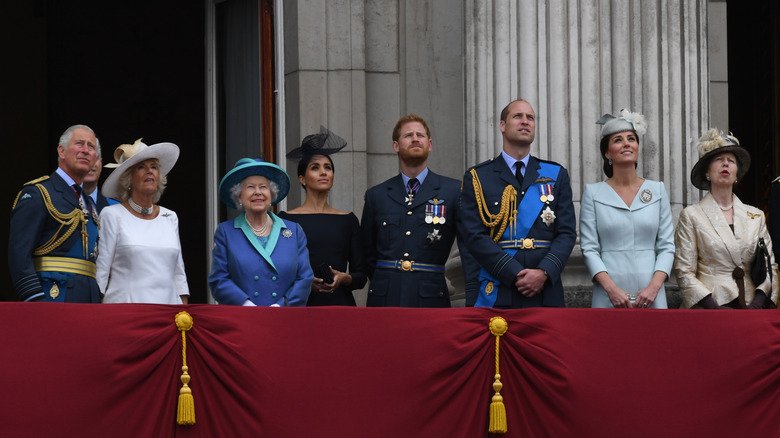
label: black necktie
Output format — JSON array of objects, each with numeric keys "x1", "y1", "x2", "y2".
[{"x1": 515, "y1": 163, "x2": 525, "y2": 186}]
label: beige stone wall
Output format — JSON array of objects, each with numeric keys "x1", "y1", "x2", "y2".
[{"x1": 282, "y1": 0, "x2": 725, "y2": 306}]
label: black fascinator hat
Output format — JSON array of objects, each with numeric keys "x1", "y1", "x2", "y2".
[{"x1": 286, "y1": 126, "x2": 347, "y2": 161}]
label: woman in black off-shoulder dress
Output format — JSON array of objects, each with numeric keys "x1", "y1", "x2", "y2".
[{"x1": 278, "y1": 127, "x2": 367, "y2": 306}]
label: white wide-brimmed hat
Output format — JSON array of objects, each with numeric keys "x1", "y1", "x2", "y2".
[{"x1": 101, "y1": 138, "x2": 180, "y2": 199}]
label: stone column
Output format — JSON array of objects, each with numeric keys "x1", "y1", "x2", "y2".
[{"x1": 464, "y1": 0, "x2": 711, "y2": 301}]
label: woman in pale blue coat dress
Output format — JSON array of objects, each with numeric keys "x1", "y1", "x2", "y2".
[{"x1": 580, "y1": 110, "x2": 675, "y2": 308}]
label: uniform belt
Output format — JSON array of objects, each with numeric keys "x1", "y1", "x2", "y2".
[
  {"x1": 34, "y1": 256, "x2": 97, "y2": 278},
  {"x1": 376, "y1": 259, "x2": 445, "y2": 273},
  {"x1": 498, "y1": 238, "x2": 552, "y2": 250}
]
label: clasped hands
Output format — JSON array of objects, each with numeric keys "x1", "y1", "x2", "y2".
[{"x1": 515, "y1": 269, "x2": 548, "y2": 298}]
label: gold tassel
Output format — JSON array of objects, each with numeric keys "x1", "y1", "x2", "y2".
[
  {"x1": 175, "y1": 311, "x2": 196, "y2": 426},
  {"x1": 488, "y1": 316, "x2": 508, "y2": 434}
]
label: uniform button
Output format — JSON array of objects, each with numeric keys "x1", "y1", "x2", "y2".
[
  {"x1": 272, "y1": 276, "x2": 277, "y2": 281},
  {"x1": 407, "y1": 211, "x2": 413, "y2": 216},
  {"x1": 439, "y1": 292, "x2": 444, "y2": 297},
  {"x1": 382, "y1": 221, "x2": 387, "y2": 226},
  {"x1": 404, "y1": 253, "x2": 409, "y2": 257},
  {"x1": 272, "y1": 292, "x2": 278, "y2": 297},
  {"x1": 494, "y1": 201, "x2": 499, "y2": 206},
  {"x1": 368, "y1": 289, "x2": 373, "y2": 294},
  {"x1": 253, "y1": 291, "x2": 259, "y2": 297},
  {"x1": 405, "y1": 231, "x2": 411, "y2": 236},
  {"x1": 254, "y1": 275, "x2": 259, "y2": 280}
]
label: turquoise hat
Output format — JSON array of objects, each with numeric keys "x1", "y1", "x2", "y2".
[{"x1": 218, "y1": 158, "x2": 290, "y2": 209}]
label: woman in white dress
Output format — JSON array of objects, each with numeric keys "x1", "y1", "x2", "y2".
[
  {"x1": 579, "y1": 109, "x2": 675, "y2": 308},
  {"x1": 96, "y1": 139, "x2": 189, "y2": 304},
  {"x1": 673, "y1": 129, "x2": 778, "y2": 309}
]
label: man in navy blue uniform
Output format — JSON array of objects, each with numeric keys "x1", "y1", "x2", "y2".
[
  {"x1": 9, "y1": 124, "x2": 102, "y2": 302},
  {"x1": 459, "y1": 99, "x2": 576, "y2": 308},
  {"x1": 361, "y1": 114, "x2": 465, "y2": 307}
]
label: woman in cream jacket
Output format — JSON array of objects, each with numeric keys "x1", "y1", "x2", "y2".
[{"x1": 674, "y1": 129, "x2": 778, "y2": 309}]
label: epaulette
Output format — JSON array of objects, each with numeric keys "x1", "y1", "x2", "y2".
[
  {"x1": 536, "y1": 157, "x2": 564, "y2": 167},
  {"x1": 23, "y1": 175, "x2": 50, "y2": 186},
  {"x1": 470, "y1": 158, "x2": 496, "y2": 170}
]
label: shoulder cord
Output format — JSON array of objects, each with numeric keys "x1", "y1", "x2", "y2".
[
  {"x1": 470, "y1": 169, "x2": 517, "y2": 243},
  {"x1": 24, "y1": 183, "x2": 88, "y2": 257}
]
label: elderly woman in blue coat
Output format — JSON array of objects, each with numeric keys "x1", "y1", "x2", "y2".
[
  {"x1": 579, "y1": 110, "x2": 675, "y2": 308},
  {"x1": 209, "y1": 158, "x2": 314, "y2": 306}
]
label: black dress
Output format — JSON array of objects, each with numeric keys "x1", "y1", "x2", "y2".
[{"x1": 277, "y1": 212, "x2": 367, "y2": 306}]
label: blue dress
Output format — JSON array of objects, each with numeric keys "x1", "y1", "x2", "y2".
[
  {"x1": 579, "y1": 180, "x2": 675, "y2": 308},
  {"x1": 209, "y1": 212, "x2": 314, "y2": 306}
]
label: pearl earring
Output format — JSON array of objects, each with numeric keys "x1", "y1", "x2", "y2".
[{"x1": 706, "y1": 176, "x2": 710, "y2": 181}]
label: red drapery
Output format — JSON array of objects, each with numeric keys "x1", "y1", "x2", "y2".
[{"x1": 1, "y1": 303, "x2": 779, "y2": 438}]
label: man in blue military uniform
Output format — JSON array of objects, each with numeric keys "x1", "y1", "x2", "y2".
[
  {"x1": 9, "y1": 124, "x2": 102, "y2": 302},
  {"x1": 361, "y1": 114, "x2": 465, "y2": 307},
  {"x1": 459, "y1": 99, "x2": 576, "y2": 308}
]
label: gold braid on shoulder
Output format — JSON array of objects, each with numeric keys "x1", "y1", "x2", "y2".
[
  {"x1": 12, "y1": 184, "x2": 89, "y2": 258},
  {"x1": 470, "y1": 169, "x2": 517, "y2": 243}
]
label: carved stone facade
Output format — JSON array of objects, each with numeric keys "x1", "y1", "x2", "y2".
[{"x1": 283, "y1": 0, "x2": 726, "y2": 306}]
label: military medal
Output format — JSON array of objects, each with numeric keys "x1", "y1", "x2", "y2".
[
  {"x1": 426, "y1": 199, "x2": 446, "y2": 224},
  {"x1": 427, "y1": 229, "x2": 442, "y2": 243},
  {"x1": 640, "y1": 189, "x2": 652, "y2": 203},
  {"x1": 538, "y1": 183, "x2": 554, "y2": 203},
  {"x1": 540, "y1": 206, "x2": 556, "y2": 227},
  {"x1": 49, "y1": 282, "x2": 60, "y2": 299}
]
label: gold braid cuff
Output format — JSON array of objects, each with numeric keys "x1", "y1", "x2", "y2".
[{"x1": 470, "y1": 169, "x2": 517, "y2": 242}]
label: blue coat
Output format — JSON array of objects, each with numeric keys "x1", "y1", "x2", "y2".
[
  {"x1": 360, "y1": 171, "x2": 466, "y2": 307},
  {"x1": 209, "y1": 212, "x2": 314, "y2": 306},
  {"x1": 580, "y1": 180, "x2": 675, "y2": 308},
  {"x1": 8, "y1": 171, "x2": 101, "y2": 302},
  {"x1": 459, "y1": 155, "x2": 577, "y2": 307}
]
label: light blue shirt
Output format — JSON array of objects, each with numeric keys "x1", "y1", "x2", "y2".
[
  {"x1": 401, "y1": 167, "x2": 429, "y2": 188},
  {"x1": 501, "y1": 151, "x2": 529, "y2": 178}
]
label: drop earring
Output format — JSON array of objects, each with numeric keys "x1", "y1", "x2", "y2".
[{"x1": 608, "y1": 158, "x2": 612, "y2": 166}]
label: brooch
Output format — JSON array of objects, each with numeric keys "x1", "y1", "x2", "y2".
[
  {"x1": 427, "y1": 229, "x2": 442, "y2": 243},
  {"x1": 640, "y1": 189, "x2": 653, "y2": 203},
  {"x1": 747, "y1": 212, "x2": 761, "y2": 219},
  {"x1": 282, "y1": 229, "x2": 293, "y2": 239},
  {"x1": 540, "y1": 206, "x2": 556, "y2": 227}
]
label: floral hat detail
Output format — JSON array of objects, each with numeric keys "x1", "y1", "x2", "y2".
[
  {"x1": 285, "y1": 126, "x2": 347, "y2": 161},
  {"x1": 596, "y1": 109, "x2": 648, "y2": 138},
  {"x1": 101, "y1": 138, "x2": 180, "y2": 199},
  {"x1": 218, "y1": 158, "x2": 291, "y2": 209},
  {"x1": 690, "y1": 128, "x2": 750, "y2": 190}
]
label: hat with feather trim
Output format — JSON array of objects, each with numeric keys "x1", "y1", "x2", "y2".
[
  {"x1": 596, "y1": 109, "x2": 648, "y2": 138},
  {"x1": 101, "y1": 138, "x2": 179, "y2": 199},
  {"x1": 690, "y1": 128, "x2": 750, "y2": 191}
]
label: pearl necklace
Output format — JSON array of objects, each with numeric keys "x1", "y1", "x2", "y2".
[
  {"x1": 248, "y1": 214, "x2": 272, "y2": 236},
  {"x1": 718, "y1": 203, "x2": 733, "y2": 211},
  {"x1": 128, "y1": 197, "x2": 153, "y2": 215}
]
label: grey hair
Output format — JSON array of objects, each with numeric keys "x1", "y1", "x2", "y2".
[
  {"x1": 115, "y1": 158, "x2": 167, "y2": 203},
  {"x1": 230, "y1": 177, "x2": 279, "y2": 210},
  {"x1": 58, "y1": 124, "x2": 102, "y2": 158}
]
